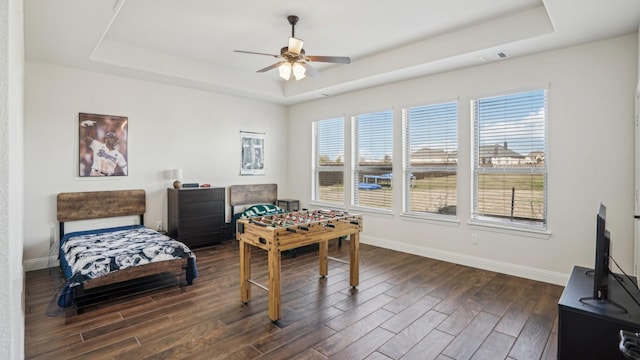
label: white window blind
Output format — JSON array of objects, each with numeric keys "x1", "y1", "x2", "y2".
[
  {"x1": 352, "y1": 110, "x2": 393, "y2": 210},
  {"x1": 472, "y1": 89, "x2": 547, "y2": 228},
  {"x1": 312, "y1": 117, "x2": 344, "y2": 204},
  {"x1": 403, "y1": 101, "x2": 458, "y2": 216}
]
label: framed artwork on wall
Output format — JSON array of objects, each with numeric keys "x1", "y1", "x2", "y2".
[
  {"x1": 240, "y1": 131, "x2": 265, "y2": 175},
  {"x1": 78, "y1": 112, "x2": 129, "y2": 177}
]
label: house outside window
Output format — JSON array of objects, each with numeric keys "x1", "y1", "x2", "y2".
[
  {"x1": 402, "y1": 101, "x2": 458, "y2": 216},
  {"x1": 471, "y1": 89, "x2": 548, "y2": 229},
  {"x1": 312, "y1": 117, "x2": 344, "y2": 204}
]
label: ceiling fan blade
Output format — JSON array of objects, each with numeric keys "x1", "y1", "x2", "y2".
[
  {"x1": 301, "y1": 62, "x2": 321, "y2": 79},
  {"x1": 257, "y1": 61, "x2": 286, "y2": 73},
  {"x1": 306, "y1": 55, "x2": 351, "y2": 64},
  {"x1": 234, "y1": 50, "x2": 281, "y2": 58}
]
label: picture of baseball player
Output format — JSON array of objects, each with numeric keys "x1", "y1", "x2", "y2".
[{"x1": 78, "y1": 113, "x2": 129, "y2": 177}]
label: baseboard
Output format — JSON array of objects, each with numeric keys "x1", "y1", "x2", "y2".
[
  {"x1": 25, "y1": 237, "x2": 569, "y2": 285},
  {"x1": 360, "y1": 234, "x2": 568, "y2": 286},
  {"x1": 23, "y1": 256, "x2": 58, "y2": 272}
]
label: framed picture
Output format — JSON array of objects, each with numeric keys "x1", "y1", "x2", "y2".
[
  {"x1": 78, "y1": 112, "x2": 129, "y2": 177},
  {"x1": 240, "y1": 131, "x2": 265, "y2": 175}
]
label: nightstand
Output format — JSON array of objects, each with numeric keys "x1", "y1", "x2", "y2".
[{"x1": 277, "y1": 199, "x2": 299, "y2": 212}]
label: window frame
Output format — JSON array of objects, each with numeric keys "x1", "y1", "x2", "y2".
[
  {"x1": 470, "y1": 88, "x2": 548, "y2": 231},
  {"x1": 351, "y1": 109, "x2": 394, "y2": 212},
  {"x1": 402, "y1": 100, "x2": 459, "y2": 219},
  {"x1": 312, "y1": 117, "x2": 345, "y2": 206}
]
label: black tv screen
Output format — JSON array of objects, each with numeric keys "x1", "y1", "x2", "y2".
[{"x1": 593, "y1": 203, "x2": 610, "y2": 300}]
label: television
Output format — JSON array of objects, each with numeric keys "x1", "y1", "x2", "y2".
[
  {"x1": 593, "y1": 203, "x2": 610, "y2": 300},
  {"x1": 580, "y1": 203, "x2": 626, "y2": 312}
]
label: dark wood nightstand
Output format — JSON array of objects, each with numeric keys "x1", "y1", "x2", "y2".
[{"x1": 277, "y1": 199, "x2": 299, "y2": 212}]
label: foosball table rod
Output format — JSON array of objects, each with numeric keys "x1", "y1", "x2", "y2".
[
  {"x1": 326, "y1": 256, "x2": 349, "y2": 265},
  {"x1": 247, "y1": 279, "x2": 269, "y2": 292}
]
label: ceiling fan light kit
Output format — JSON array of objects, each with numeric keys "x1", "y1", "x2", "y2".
[
  {"x1": 234, "y1": 15, "x2": 351, "y2": 81},
  {"x1": 292, "y1": 62, "x2": 306, "y2": 80},
  {"x1": 279, "y1": 62, "x2": 292, "y2": 80},
  {"x1": 287, "y1": 37, "x2": 304, "y2": 55}
]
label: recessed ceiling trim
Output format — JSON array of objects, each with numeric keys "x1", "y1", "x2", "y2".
[
  {"x1": 282, "y1": 5, "x2": 553, "y2": 98},
  {"x1": 92, "y1": 39, "x2": 285, "y2": 98},
  {"x1": 89, "y1": 0, "x2": 128, "y2": 61},
  {"x1": 25, "y1": 0, "x2": 639, "y2": 106}
]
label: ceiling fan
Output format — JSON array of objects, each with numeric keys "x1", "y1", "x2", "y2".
[{"x1": 234, "y1": 15, "x2": 351, "y2": 81}]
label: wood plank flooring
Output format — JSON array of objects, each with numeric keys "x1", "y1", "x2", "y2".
[{"x1": 24, "y1": 239, "x2": 562, "y2": 359}]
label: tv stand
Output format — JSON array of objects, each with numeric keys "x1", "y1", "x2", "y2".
[
  {"x1": 578, "y1": 296, "x2": 628, "y2": 314},
  {"x1": 558, "y1": 266, "x2": 640, "y2": 359}
]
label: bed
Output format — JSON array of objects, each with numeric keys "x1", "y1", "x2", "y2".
[
  {"x1": 228, "y1": 183, "x2": 346, "y2": 257},
  {"x1": 56, "y1": 189, "x2": 197, "y2": 311},
  {"x1": 229, "y1": 183, "x2": 284, "y2": 236}
]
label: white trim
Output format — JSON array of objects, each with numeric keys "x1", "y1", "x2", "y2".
[
  {"x1": 28, "y1": 234, "x2": 569, "y2": 285},
  {"x1": 360, "y1": 234, "x2": 567, "y2": 286},
  {"x1": 89, "y1": 0, "x2": 127, "y2": 60},
  {"x1": 349, "y1": 205, "x2": 394, "y2": 217},
  {"x1": 400, "y1": 213, "x2": 460, "y2": 227},
  {"x1": 469, "y1": 220, "x2": 551, "y2": 239},
  {"x1": 23, "y1": 256, "x2": 58, "y2": 272}
]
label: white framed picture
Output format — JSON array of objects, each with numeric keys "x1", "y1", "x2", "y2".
[{"x1": 240, "y1": 131, "x2": 265, "y2": 175}]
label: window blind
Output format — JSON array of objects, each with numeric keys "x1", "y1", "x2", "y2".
[
  {"x1": 403, "y1": 101, "x2": 458, "y2": 215},
  {"x1": 352, "y1": 110, "x2": 393, "y2": 210},
  {"x1": 312, "y1": 117, "x2": 344, "y2": 204},
  {"x1": 472, "y1": 89, "x2": 547, "y2": 227}
]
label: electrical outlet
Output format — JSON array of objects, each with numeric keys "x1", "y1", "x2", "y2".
[
  {"x1": 471, "y1": 234, "x2": 479, "y2": 245},
  {"x1": 156, "y1": 221, "x2": 163, "y2": 230}
]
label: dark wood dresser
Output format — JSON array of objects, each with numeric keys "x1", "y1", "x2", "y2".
[
  {"x1": 558, "y1": 265, "x2": 640, "y2": 359},
  {"x1": 167, "y1": 187, "x2": 226, "y2": 248}
]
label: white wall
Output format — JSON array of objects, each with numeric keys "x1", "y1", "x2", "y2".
[
  {"x1": 2, "y1": 0, "x2": 25, "y2": 358},
  {"x1": 23, "y1": 62, "x2": 289, "y2": 267},
  {"x1": 21, "y1": 32, "x2": 639, "y2": 287},
  {"x1": 288, "y1": 34, "x2": 639, "y2": 285}
]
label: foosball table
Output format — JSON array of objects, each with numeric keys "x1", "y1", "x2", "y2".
[{"x1": 236, "y1": 209, "x2": 363, "y2": 321}]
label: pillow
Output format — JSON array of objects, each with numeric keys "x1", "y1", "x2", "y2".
[{"x1": 240, "y1": 204, "x2": 285, "y2": 218}]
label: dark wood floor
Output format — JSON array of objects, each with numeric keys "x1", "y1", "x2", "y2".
[{"x1": 25, "y1": 239, "x2": 562, "y2": 360}]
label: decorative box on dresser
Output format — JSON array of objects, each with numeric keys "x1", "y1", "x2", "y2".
[{"x1": 168, "y1": 187, "x2": 226, "y2": 248}]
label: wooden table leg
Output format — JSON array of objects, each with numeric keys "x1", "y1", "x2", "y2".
[
  {"x1": 319, "y1": 240, "x2": 328, "y2": 277},
  {"x1": 268, "y1": 248, "x2": 281, "y2": 321},
  {"x1": 350, "y1": 233, "x2": 360, "y2": 287},
  {"x1": 239, "y1": 239, "x2": 251, "y2": 303}
]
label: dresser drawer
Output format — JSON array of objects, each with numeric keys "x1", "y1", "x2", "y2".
[{"x1": 167, "y1": 187, "x2": 226, "y2": 248}]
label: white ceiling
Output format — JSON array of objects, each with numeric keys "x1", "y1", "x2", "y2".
[{"x1": 24, "y1": 0, "x2": 640, "y2": 105}]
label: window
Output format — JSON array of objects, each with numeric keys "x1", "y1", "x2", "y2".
[
  {"x1": 352, "y1": 110, "x2": 393, "y2": 210},
  {"x1": 403, "y1": 101, "x2": 458, "y2": 216},
  {"x1": 471, "y1": 89, "x2": 547, "y2": 228},
  {"x1": 312, "y1": 117, "x2": 344, "y2": 204}
]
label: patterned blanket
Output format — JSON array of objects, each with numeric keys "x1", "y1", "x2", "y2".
[
  {"x1": 231, "y1": 203, "x2": 285, "y2": 236},
  {"x1": 58, "y1": 225, "x2": 197, "y2": 307}
]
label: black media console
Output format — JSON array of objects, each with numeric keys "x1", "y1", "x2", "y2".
[{"x1": 558, "y1": 265, "x2": 640, "y2": 359}]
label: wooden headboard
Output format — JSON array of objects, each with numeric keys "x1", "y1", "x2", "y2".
[
  {"x1": 229, "y1": 184, "x2": 277, "y2": 215},
  {"x1": 57, "y1": 189, "x2": 146, "y2": 236}
]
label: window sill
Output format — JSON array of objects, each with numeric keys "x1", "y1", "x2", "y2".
[
  {"x1": 348, "y1": 205, "x2": 393, "y2": 218},
  {"x1": 468, "y1": 219, "x2": 551, "y2": 239},
  {"x1": 309, "y1": 201, "x2": 346, "y2": 212},
  {"x1": 400, "y1": 213, "x2": 460, "y2": 227}
]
